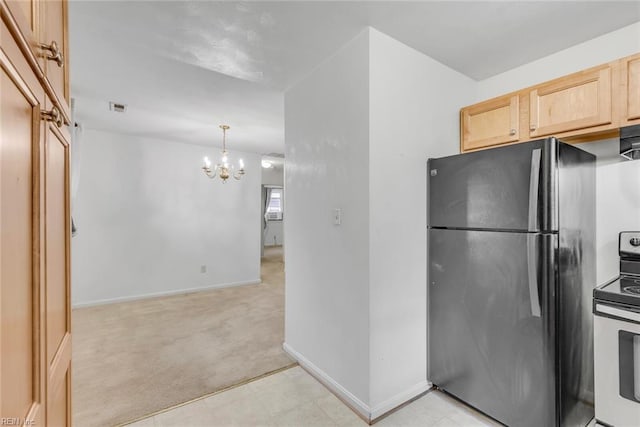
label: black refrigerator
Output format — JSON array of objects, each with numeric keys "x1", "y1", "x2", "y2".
[{"x1": 427, "y1": 138, "x2": 595, "y2": 427}]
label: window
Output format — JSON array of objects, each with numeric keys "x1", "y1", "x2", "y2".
[{"x1": 266, "y1": 188, "x2": 283, "y2": 220}]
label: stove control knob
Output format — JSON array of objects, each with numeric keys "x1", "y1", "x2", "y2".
[{"x1": 630, "y1": 237, "x2": 640, "y2": 247}]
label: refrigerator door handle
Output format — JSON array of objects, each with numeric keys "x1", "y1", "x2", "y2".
[
  {"x1": 527, "y1": 148, "x2": 542, "y2": 232},
  {"x1": 527, "y1": 234, "x2": 542, "y2": 317}
]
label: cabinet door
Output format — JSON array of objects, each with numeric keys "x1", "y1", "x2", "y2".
[
  {"x1": 43, "y1": 106, "x2": 72, "y2": 427},
  {"x1": 0, "y1": 24, "x2": 45, "y2": 427},
  {"x1": 41, "y1": 0, "x2": 69, "y2": 109},
  {"x1": 4, "y1": 0, "x2": 40, "y2": 41},
  {"x1": 621, "y1": 53, "x2": 640, "y2": 124},
  {"x1": 529, "y1": 66, "x2": 612, "y2": 138},
  {"x1": 461, "y1": 94, "x2": 519, "y2": 152}
]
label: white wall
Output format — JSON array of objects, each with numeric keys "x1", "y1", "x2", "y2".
[
  {"x1": 284, "y1": 29, "x2": 371, "y2": 406},
  {"x1": 477, "y1": 22, "x2": 640, "y2": 100},
  {"x1": 262, "y1": 166, "x2": 284, "y2": 186},
  {"x1": 476, "y1": 22, "x2": 640, "y2": 285},
  {"x1": 72, "y1": 129, "x2": 262, "y2": 306},
  {"x1": 368, "y1": 28, "x2": 475, "y2": 410},
  {"x1": 264, "y1": 221, "x2": 283, "y2": 246},
  {"x1": 576, "y1": 139, "x2": 640, "y2": 284},
  {"x1": 284, "y1": 27, "x2": 476, "y2": 417}
]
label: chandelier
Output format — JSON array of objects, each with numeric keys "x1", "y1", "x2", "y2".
[{"x1": 202, "y1": 125, "x2": 245, "y2": 182}]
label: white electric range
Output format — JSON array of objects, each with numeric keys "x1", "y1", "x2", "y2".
[{"x1": 593, "y1": 231, "x2": 640, "y2": 426}]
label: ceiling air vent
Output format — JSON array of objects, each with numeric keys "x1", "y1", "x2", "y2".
[
  {"x1": 265, "y1": 152, "x2": 284, "y2": 158},
  {"x1": 109, "y1": 102, "x2": 127, "y2": 113}
]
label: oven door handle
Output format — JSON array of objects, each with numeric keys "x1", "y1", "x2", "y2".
[{"x1": 596, "y1": 303, "x2": 640, "y2": 323}]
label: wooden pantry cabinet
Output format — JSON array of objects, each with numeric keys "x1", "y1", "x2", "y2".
[
  {"x1": 460, "y1": 53, "x2": 639, "y2": 152},
  {"x1": 1, "y1": 1, "x2": 72, "y2": 426}
]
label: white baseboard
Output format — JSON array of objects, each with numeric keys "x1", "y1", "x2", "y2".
[
  {"x1": 72, "y1": 279, "x2": 261, "y2": 309},
  {"x1": 282, "y1": 342, "x2": 431, "y2": 422},
  {"x1": 282, "y1": 342, "x2": 371, "y2": 421},
  {"x1": 370, "y1": 379, "x2": 432, "y2": 420}
]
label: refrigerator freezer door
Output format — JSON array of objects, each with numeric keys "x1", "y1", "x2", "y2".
[
  {"x1": 428, "y1": 228, "x2": 557, "y2": 427},
  {"x1": 428, "y1": 138, "x2": 557, "y2": 232}
]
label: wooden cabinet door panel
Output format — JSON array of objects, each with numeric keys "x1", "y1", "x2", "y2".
[
  {"x1": 44, "y1": 121, "x2": 71, "y2": 427},
  {"x1": 461, "y1": 94, "x2": 519, "y2": 151},
  {"x1": 0, "y1": 37, "x2": 44, "y2": 427},
  {"x1": 48, "y1": 371, "x2": 70, "y2": 427},
  {"x1": 4, "y1": 0, "x2": 39, "y2": 41},
  {"x1": 42, "y1": 0, "x2": 69, "y2": 108},
  {"x1": 529, "y1": 66, "x2": 612, "y2": 137},
  {"x1": 622, "y1": 54, "x2": 640, "y2": 123}
]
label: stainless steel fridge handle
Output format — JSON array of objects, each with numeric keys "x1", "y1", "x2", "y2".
[
  {"x1": 526, "y1": 149, "x2": 543, "y2": 317},
  {"x1": 527, "y1": 149, "x2": 542, "y2": 232},
  {"x1": 527, "y1": 235, "x2": 542, "y2": 317}
]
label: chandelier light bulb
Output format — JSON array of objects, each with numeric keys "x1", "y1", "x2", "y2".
[
  {"x1": 203, "y1": 156, "x2": 211, "y2": 168},
  {"x1": 239, "y1": 158, "x2": 245, "y2": 169}
]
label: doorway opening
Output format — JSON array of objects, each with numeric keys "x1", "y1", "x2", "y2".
[
  {"x1": 261, "y1": 155, "x2": 285, "y2": 259},
  {"x1": 263, "y1": 186, "x2": 284, "y2": 249},
  {"x1": 71, "y1": 146, "x2": 291, "y2": 426}
]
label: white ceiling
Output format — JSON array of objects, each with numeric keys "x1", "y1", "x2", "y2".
[{"x1": 69, "y1": 1, "x2": 640, "y2": 155}]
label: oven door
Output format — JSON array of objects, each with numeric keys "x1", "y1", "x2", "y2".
[{"x1": 594, "y1": 302, "x2": 640, "y2": 425}]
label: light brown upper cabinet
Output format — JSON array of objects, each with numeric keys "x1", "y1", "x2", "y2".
[
  {"x1": 621, "y1": 53, "x2": 640, "y2": 124},
  {"x1": 41, "y1": 0, "x2": 69, "y2": 109},
  {"x1": 461, "y1": 94, "x2": 520, "y2": 151},
  {"x1": 3, "y1": 0, "x2": 70, "y2": 122},
  {"x1": 529, "y1": 65, "x2": 612, "y2": 138},
  {"x1": 460, "y1": 53, "x2": 640, "y2": 152},
  {"x1": 5, "y1": 0, "x2": 39, "y2": 39}
]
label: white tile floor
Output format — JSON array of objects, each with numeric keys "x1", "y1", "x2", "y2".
[{"x1": 126, "y1": 366, "x2": 500, "y2": 427}]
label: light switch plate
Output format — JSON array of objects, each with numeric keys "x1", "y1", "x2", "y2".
[{"x1": 333, "y1": 208, "x2": 341, "y2": 225}]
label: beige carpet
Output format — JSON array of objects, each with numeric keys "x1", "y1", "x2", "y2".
[{"x1": 72, "y1": 246, "x2": 292, "y2": 427}]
